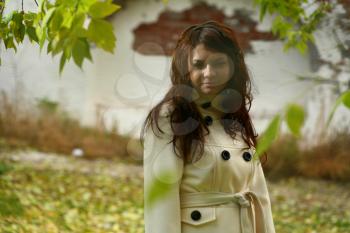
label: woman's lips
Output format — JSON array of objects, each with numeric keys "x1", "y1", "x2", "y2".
[{"x1": 202, "y1": 83, "x2": 216, "y2": 87}]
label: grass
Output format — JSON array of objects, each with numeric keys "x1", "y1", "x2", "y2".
[
  {"x1": 0, "y1": 161, "x2": 143, "y2": 233},
  {"x1": 1, "y1": 160, "x2": 349, "y2": 233},
  {"x1": 264, "y1": 129, "x2": 350, "y2": 181},
  {"x1": 0, "y1": 92, "x2": 138, "y2": 163},
  {"x1": 270, "y1": 178, "x2": 350, "y2": 233},
  {"x1": 1, "y1": 91, "x2": 350, "y2": 180}
]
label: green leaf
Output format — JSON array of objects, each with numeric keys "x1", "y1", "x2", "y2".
[
  {"x1": 72, "y1": 38, "x2": 92, "y2": 68},
  {"x1": 59, "y1": 52, "x2": 67, "y2": 75},
  {"x1": 38, "y1": 26, "x2": 47, "y2": 50},
  {"x1": 53, "y1": 9, "x2": 72, "y2": 29},
  {"x1": 14, "y1": 23, "x2": 25, "y2": 43},
  {"x1": 51, "y1": 27, "x2": 70, "y2": 56},
  {"x1": 78, "y1": 0, "x2": 97, "y2": 12},
  {"x1": 259, "y1": 2, "x2": 268, "y2": 21},
  {"x1": 4, "y1": 36, "x2": 17, "y2": 52},
  {"x1": 50, "y1": 9, "x2": 63, "y2": 32},
  {"x1": 12, "y1": 12, "x2": 23, "y2": 27},
  {"x1": 88, "y1": 1, "x2": 121, "y2": 19},
  {"x1": 87, "y1": 18, "x2": 115, "y2": 53},
  {"x1": 26, "y1": 26, "x2": 39, "y2": 43},
  {"x1": 342, "y1": 91, "x2": 350, "y2": 108},
  {"x1": 39, "y1": 0, "x2": 47, "y2": 13},
  {"x1": 23, "y1": 12, "x2": 37, "y2": 22},
  {"x1": 36, "y1": 7, "x2": 55, "y2": 49},
  {"x1": 47, "y1": 41, "x2": 53, "y2": 54},
  {"x1": 255, "y1": 115, "x2": 281, "y2": 158},
  {"x1": 327, "y1": 91, "x2": 350, "y2": 127},
  {"x1": 285, "y1": 103, "x2": 305, "y2": 137},
  {"x1": 41, "y1": 7, "x2": 56, "y2": 28},
  {"x1": 9, "y1": 12, "x2": 25, "y2": 43},
  {"x1": 295, "y1": 40, "x2": 307, "y2": 54},
  {"x1": 146, "y1": 171, "x2": 177, "y2": 208},
  {"x1": 70, "y1": 13, "x2": 86, "y2": 32},
  {"x1": 23, "y1": 12, "x2": 37, "y2": 27}
]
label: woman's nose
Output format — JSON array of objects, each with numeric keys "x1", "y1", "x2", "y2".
[{"x1": 203, "y1": 64, "x2": 215, "y2": 77}]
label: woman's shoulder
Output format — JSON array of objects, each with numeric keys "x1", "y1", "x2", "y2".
[{"x1": 147, "y1": 101, "x2": 174, "y2": 138}]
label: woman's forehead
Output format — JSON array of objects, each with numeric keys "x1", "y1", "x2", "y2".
[{"x1": 190, "y1": 44, "x2": 228, "y2": 61}]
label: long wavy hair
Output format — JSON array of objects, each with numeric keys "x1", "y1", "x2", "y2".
[{"x1": 140, "y1": 21, "x2": 263, "y2": 164}]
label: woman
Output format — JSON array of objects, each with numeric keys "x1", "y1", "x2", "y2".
[{"x1": 141, "y1": 21, "x2": 276, "y2": 233}]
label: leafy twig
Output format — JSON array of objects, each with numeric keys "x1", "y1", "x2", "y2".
[{"x1": 0, "y1": 0, "x2": 5, "y2": 16}]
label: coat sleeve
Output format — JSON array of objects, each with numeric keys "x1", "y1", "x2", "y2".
[
  {"x1": 249, "y1": 157, "x2": 276, "y2": 233},
  {"x1": 143, "y1": 113, "x2": 184, "y2": 233}
]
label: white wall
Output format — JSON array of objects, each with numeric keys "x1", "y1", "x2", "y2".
[{"x1": 0, "y1": 0, "x2": 348, "y2": 144}]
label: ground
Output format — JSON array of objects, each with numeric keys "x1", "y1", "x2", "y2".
[{"x1": 0, "y1": 150, "x2": 349, "y2": 233}]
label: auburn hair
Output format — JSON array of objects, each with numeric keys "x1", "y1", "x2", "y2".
[{"x1": 140, "y1": 21, "x2": 265, "y2": 164}]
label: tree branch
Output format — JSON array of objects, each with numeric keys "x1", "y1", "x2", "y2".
[{"x1": 33, "y1": 0, "x2": 39, "y2": 7}]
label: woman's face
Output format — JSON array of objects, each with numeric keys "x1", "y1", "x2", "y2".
[{"x1": 188, "y1": 43, "x2": 234, "y2": 99}]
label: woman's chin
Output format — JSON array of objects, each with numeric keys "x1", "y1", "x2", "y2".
[
  {"x1": 201, "y1": 89, "x2": 217, "y2": 97},
  {"x1": 200, "y1": 87, "x2": 219, "y2": 96}
]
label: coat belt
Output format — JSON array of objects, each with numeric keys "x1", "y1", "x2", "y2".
[{"x1": 180, "y1": 191, "x2": 267, "y2": 233}]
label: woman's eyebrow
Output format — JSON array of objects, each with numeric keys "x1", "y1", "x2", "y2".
[
  {"x1": 192, "y1": 59, "x2": 204, "y2": 64},
  {"x1": 212, "y1": 56, "x2": 226, "y2": 62},
  {"x1": 193, "y1": 57, "x2": 226, "y2": 63}
]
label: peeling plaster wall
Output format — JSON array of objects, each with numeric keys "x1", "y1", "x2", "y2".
[
  {"x1": 0, "y1": 0, "x2": 349, "y2": 145},
  {"x1": 132, "y1": 2, "x2": 276, "y2": 55},
  {"x1": 84, "y1": 0, "x2": 318, "y2": 139}
]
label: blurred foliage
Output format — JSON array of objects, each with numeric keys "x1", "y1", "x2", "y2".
[
  {"x1": 0, "y1": 161, "x2": 349, "y2": 232},
  {"x1": 0, "y1": 162, "x2": 143, "y2": 233},
  {"x1": 251, "y1": 0, "x2": 350, "y2": 159},
  {"x1": 256, "y1": 90, "x2": 350, "y2": 158},
  {"x1": 0, "y1": 0, "x2": 121, "y2": 73},
  {"x1": 36, "y1": 97, "x2": 59, "y2": 115},
  {"x1": 0, "y1": 192, "x2": 24, "y2": 217},
  {"x1": 0, "y1": 161, "x2": 13, "y2": 176},
  {"x1": 327, "y1": 91, "x2": 350, "y2": 126},
  {"x1": 271, "y1": 178, "x2": 350, "y2": 233},
  {"x1": 253, "y1": 0, "x2": 333, "y2": 54},
  {"x1": 285, "y1": 103, "x2": 305, "y2": 137},
  {"x1": 265, "y1": 128, "x2": 350, "y2": 181},
  {"x1": 145, "y1": 170, "x2": 177, "y2": 208},
  {"x1": 251, "y1": 0, "x2": 350, "y2": 158},
  {"x1": 255, "y1": 114, "x2": 281, "y2": 159},
  {"x1": 0, "y1": 92, "x2": 132, "y2": 161}
]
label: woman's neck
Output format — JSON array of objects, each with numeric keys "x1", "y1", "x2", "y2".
[{"x1": 194, "y1": 93, "x2": 225, "y2": 120}]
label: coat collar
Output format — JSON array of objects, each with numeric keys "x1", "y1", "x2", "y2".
[
  {"x1": 194, "y1": 99, "x2": 223, "y2": 121},
  {"x1": 192, "y1": 87, "x2": 243, "y2": 121}
]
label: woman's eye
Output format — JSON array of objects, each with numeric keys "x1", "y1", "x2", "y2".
[
  {"x1": 213, "y1": 62, "x2": 226, "y2": 67},
  {"x1": 193, "y1": 63, "x2": 204, "y2": 69}
]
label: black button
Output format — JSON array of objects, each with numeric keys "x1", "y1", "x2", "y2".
[
  {"x1": 221, "y1": 150, "x2": 231, "y2": 160},
  {"x1": 242, "y1": 152, "x2": 252, "y2": 161},
  {"x1": 204, "y1": 115, "x2": 213, "y2": 126},
  {"x1": 200, "y1": 101, "x2": 211, "y2": 109},
  {"x1": 191, "y1": 210, "x2": 201, "y2": 221}
]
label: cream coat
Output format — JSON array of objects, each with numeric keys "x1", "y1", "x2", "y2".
[{"x1": 143, "y1": 103, "x2": 276, "y2": 233}]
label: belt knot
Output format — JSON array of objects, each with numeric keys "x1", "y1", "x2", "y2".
[{"x1": 233, "y1": 193, "x2": 251, "y2": 207}]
